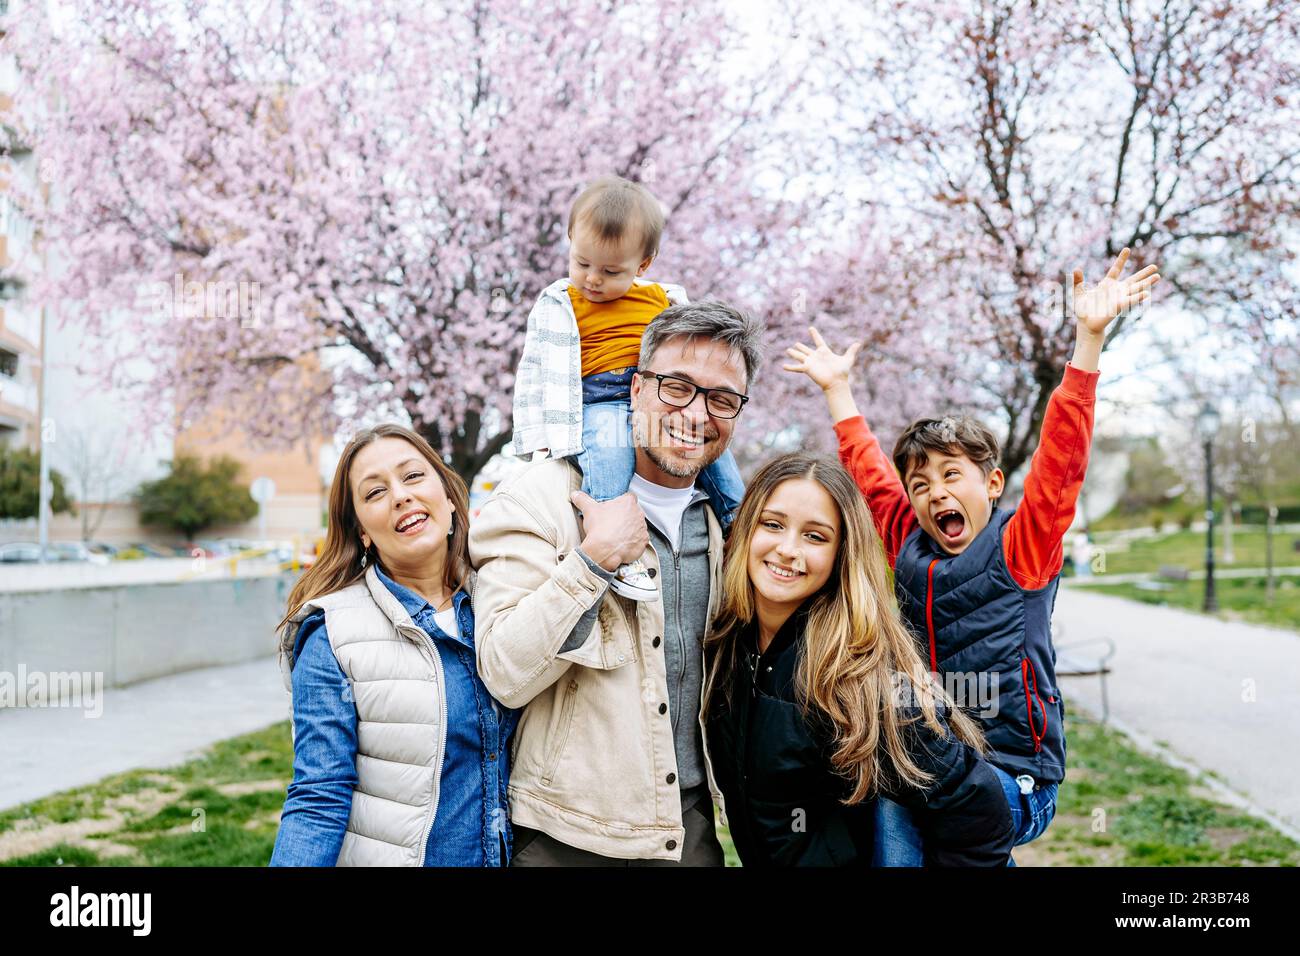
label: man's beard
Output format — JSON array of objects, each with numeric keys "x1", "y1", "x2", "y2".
[
  {"x1": 633, "y1": 409, "x2": 724, "y2": 479},
  {"x1": 642, "y1": 443, "x2": 714, "y2": 479}
]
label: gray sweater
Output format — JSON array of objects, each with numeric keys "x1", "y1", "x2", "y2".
[{"x1": 565, "y1": 490, "x2": 712, "y2": 804}]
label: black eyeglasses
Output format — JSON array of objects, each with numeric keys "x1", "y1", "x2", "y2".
[{"x1": 638, "y1": 371, "x2": 749, "y2": 419}]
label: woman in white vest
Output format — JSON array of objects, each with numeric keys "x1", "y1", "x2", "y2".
[{"x1": 270, "y1": 423, "x2": 518, "y2": 866}]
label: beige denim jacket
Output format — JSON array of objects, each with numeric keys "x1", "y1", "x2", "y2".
[{"x1": 468, "y1": 457, "x2": 726, "y2": 861}]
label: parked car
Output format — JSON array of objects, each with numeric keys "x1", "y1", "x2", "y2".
[
  {"x1": 277, "y1": 542, "x2": 319, "y2": 573},
  {"x1": 192, "y1": 540, "x2": 234, "y2": 558},
  {"x1": 0, "y1": 542, "x2": 43, "y2": 563},
  {"x1": 85, "y1": 542, "x2": 119, "y2": 558},
  {"x1": 51, "y1": 542, "x2": 110, "y2": 565},
  {"x1": 116, "y1": 542, "x2": 177, "y2": 560},
  {"x1": 179, "y1": 542, "x2": 225, "y2": 559},
  {"x1": 217, "y1": 538, "x2": 263, "y2": 554}
]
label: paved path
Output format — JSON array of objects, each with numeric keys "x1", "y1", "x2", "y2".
[
  {"x1": 3, "y1": 590, "x2": 1297, "y2": 844},
  {"x1": 1071, "y1": 566, "x2": 1300, "y2": 586},
  {"x1": 0, "y1": 656, "x2": 288, "y2": 811},
  {"x1": 1053, "y1": 586, "x2": 1300, "y2": 835}
]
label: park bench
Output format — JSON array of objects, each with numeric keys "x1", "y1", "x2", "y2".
[
  {"x1": 1052, "y1": 622, "x2": 1116, "y2": 724},
  {"x1": 1157, "y1": 564, "x2": 1190, "y2": 581},
  {"x1": 1135, "y1": 579, "x2": 1173, "y2": 591}
]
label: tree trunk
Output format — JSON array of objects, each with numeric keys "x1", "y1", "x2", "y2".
[
  {"x1": 1000, "y1": 362, "x2": 1060, "y2": 488},
  {"x1": 450, "y1": 429, "x2": 513, "y2": 489},
  {"x1": 416, "y1": 412, "x2": 513, "y2": 489}
]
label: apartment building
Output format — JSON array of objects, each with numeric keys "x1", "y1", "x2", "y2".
[
  {"x1": 0, "y1": 2, "x2": 330, "y2": 547},
  {"x1": 0, "y1": 0, "x2": 41, "y2": 452}
]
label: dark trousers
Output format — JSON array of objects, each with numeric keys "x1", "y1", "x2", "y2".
[{"x1": 510, "y1": 797, "x2": 724, "y2": 867}]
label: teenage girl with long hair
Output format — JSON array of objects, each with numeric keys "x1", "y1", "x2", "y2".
[{"x1": 702, "y1": 453, "x2": 1013, "y2": 866}]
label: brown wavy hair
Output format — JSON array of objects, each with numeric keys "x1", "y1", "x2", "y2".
[
  {"x1": 703, "y1": 453, "x2": 987, "y2": 804},
  {"x1": 892, "y1": 415, "x2": 1001, "y2": 481},
  {"x1": 568, "y1": 175, "x2": 665, "y2": 260},
  {"x1": 276, "y1": 424, "x2": 471, "y2": 662}
]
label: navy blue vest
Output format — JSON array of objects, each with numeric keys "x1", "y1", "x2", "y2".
[{"x1": 893, "y1": 507, "x2": 1066, "y2": 783}]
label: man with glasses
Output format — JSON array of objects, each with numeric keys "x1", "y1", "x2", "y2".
[{"x1": 469, "y1": 301, "x2": 764, "y2": 865}]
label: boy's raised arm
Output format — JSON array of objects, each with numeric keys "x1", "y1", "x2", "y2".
[
  {"x1": 785, "y1": 327, "x2": 917, "y2": 566},
  {"x1": 1003, "y1": 364, "x2": 1099, "y2": 589},
  {"x1": 1004, "y1": 248, "x2": 1159, "y2": 589}
]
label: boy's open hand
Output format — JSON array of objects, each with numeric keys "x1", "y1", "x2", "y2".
[
  {"x1": 783, "y1": 326, "x2": 862, "y2": 391},
  {"x1": 1073, "y1": 247, "x2": 1160, "y2": 336}
]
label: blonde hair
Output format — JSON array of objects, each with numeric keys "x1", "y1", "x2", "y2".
[
  {"x1": 703, "y1": 453, "x2": 988, "y2": 804},
  {"x1": 276, "y1": 424, "x2": 471, "y2": 659}
]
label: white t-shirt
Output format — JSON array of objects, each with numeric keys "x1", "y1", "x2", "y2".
[
  {"x1": 432, "y1": 606, "x2": 458, "y2": 638},
  {"x1": 629, "y1": 473, "x2": 697, "y2": 552},
  {"x1": 431, "y1": 603, "x2": 499, "y2": 716}
]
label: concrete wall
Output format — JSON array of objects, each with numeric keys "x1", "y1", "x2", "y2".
[
  {"x1": 0, "y1": 574, "x2": 295, "y2": 705},
  {"x1": 0, "y1": 493, "x2": 325, "y2": 547}
]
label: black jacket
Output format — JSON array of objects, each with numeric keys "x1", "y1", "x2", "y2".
[
  {"x1": 703, "y1": 604, "x2": 1014, "y2": 866},
  {"x1": 895, "y1": 507, "x2": 1066, "y2": 782}
]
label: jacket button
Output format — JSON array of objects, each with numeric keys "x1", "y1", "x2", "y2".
[
  {"x1": 652, "y1": 636, "x2": 661, "y2": 648},
  {"x1": 658, "y1": 703, "x2": 667, "y2": 715},
  {"x1": 666, "y1": 839, "x2": 677, "y2": 851},
  {"x1": 489, "y1": 752, "x2": 497, "y2": 761},
  {"x1": 647, "y1": 567, "x2": 657, "y2": 578},
  {"x1": 666, "y1": 773, "x2": 676, "y2": 784}
]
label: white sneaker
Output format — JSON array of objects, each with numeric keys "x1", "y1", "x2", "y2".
[{"x1": 609, "y1": 558, "x2": 659, "y2": 602}]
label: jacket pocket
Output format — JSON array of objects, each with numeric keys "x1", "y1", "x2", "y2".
[
  {"x1": 1020, "y1": 657, "x2": 1047, "y2": 754},
  {"x1": 541, "y1": 677, "x2": 580, "y2": 787},
  {"x1": 597, "y1": 595, "x2": 639, "y2": 667}
]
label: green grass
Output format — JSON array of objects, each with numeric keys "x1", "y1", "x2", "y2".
[
  {"x1": 0, "y1": 844, "x2": 105, "y2": 868},
  {"x1": 1084, "y1": 576, "x2": 1300, "y2": 632},
  {"x1": 716, "y1": 820, "x2": 741, "y2": 867},
  {"x1": 1086, "y1": 529, "x2": 1297, "y2": 577},
  {"x1": 3, "y1": 714, "x2": 1295, "y2": 866},
  {"x1": 715, "y1": 713, "x2": 1297, "y2": 867},
  {"x1": 0, "y1": 722, "x2": 293, "y2": 867},
  {"x1": 1022, "y1": 713, "x2": 1299, "y2": 867}
]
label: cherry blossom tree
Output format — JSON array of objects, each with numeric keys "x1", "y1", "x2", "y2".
[
  {"x1": 814, "y1": 0, "x2": 1300, "y2": 479},
  {"x1": 5, "y1": 0, "x2": 821, "y2": 484},
  {"x1": 10, "y1": 0, "x2": 1296, "y2": 490}
]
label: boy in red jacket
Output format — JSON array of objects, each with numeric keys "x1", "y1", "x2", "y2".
[{"x1": 786, "y1": 249, "x2": 1158, "y2": 862}]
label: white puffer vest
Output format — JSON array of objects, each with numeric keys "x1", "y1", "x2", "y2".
[{"x1": 280, "y1": 565, "x2": 449, "y2": 866}]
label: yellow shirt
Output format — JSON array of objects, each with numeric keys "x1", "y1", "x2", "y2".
[{"x1": 570, "y1": 282, "x2": 670, "y2": 378}]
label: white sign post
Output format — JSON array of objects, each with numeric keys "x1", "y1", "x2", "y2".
[{"x1": 250, "y1": 477, "x2": 277, "y2": 545}]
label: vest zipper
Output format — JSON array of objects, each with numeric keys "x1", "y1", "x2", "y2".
[
  {"x1": 406, "y1": 622, "x2": 447, "y2": 864},
  {"x1": 924, "y1": 558, "x2": 940, "y2": 672},
  {"x1": 673, "y1": 540, "x2": 684, "y2": 734},
  {"x1": 696, "y1": 511, "x2": 728, "y2": 827},
  {"x1": 1021, "y1": 658, "x2": 1046, "y2": 753}
]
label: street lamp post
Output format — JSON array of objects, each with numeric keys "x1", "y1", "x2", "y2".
[{"x1": 1196, "y1": 401, "x2": 1220, "y2": 613}]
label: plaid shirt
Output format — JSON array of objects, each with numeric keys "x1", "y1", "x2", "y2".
[{"x1": 510, "y1": 277, "x2": 689, "y2": 460}]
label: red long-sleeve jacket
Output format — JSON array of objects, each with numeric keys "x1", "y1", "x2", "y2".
[{"x1": 833, "y1": 363, "x2": 1099, "y2": 589}]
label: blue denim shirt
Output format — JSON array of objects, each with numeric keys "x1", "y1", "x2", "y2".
[{"x1": 270, "y1": 567, "x2": 518, "y2": 866}]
